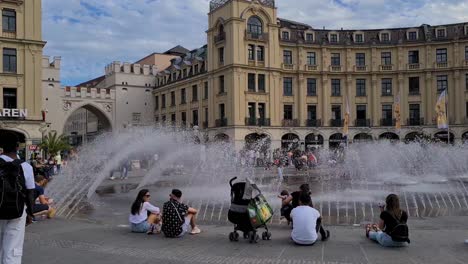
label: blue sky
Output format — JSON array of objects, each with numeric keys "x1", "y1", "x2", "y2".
[{"x1": 42, "y1": 0, "x2": 468, "y2": 85}]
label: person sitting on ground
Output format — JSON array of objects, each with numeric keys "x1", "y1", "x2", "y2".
[
  {"x1": 162, "y1": 189, "x2": 201, "y2": 238},
  {"x1": 366, "y1": 194, "x2": 410, "y2": 247},
  {"x1": 33, "y1": 175, "x2": 56, "y2": 219},
  {"x1": 291, "y1": 192, "x2": 330, "y2": 245},
  {"x1": 278, "y1": 190, "x2": 292, "y2": 224},
  {"x1": 129, "y1": 189, "x2": 161, "y2": 234}
]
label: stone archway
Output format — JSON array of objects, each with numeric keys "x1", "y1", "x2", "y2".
[
  {"x1": 214, "y1": 133, "x2": 230, "y2": 143},
  {"x1": 353, "y1": 133, "x2": 373, "y2": 143},
  {"x1": 305, "y1": 133, "x2": 324, "y2": 150},
  {"x1": 462, "y1": 132, "x2": 468, "y2": 144},
  {"x1": 433, "y1": 131, "x2": 455, "y2": 144},
  {"x1": 329, "y1": 133, "x2": 345, "y2": 149},
  {"x1": 405, "y1": 132, "x2": 425, "y2": 143},
  {"x1": 245, "y1": 133, "x2": 271, "y2": 152},
  {"x1": 379, "y1": 132, "x2": 400, "y2": 141},
  {"x1": 281, "y1": 133, "x2": 300, "y2": 150}
]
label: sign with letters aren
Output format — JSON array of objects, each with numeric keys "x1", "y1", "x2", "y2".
[{"x1": 0, "y1": 109, "x2": 28, "y2": 118}]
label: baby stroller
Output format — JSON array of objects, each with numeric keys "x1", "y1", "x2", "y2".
[{"x1": 228, "y1": 177, "x2": 273, "y2": 243}]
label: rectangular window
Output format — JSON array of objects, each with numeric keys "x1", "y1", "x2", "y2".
[
  {"x1": 356, "y1": 105, "x2": 366, "y2": 120},
  {"x1": 248, "y1": 102, "x2": 256, "y2": 119},
  {"x1": 162, "y1": 115, "x2": 166, "y2": 122},
  {"x1": 161, "y1": 94, "x2": 166, "y2": 108},
  {"x1": 466, "y1": 74, "x2": 468, "y2": 91},
  {"x1": 170, "y1": 91, "x2": 175, "y2": 106},
  {"x1": 257, "y1": 46, "x2": 264, "y2": 61},
  {"x1": 381, "y1": 33, "x2": 390, "y2": 42},
  {"x1": 382, "y1": 105, "x2": 393, "y2": 120},
  {"x1": 331, "y1": 79, "x2": 341, "y2": 96},
  {"x1": 330, "y1": 34, "x2": 338, "y2": 43},
  {"x1": 331, "y1": 53, "x2": 341, "y2": 66},
  {"x1": 283, "y1": 105, "x2": 293, "y2": 120},
  {"x1": 436, "y1": 48, "x2": 447, "y2": 63},
  {"x1": 204, "y1": 108, "x2": 208, "y2": 124},
  {"x1": 219, "y1": 104, "x2": 225, "y2": 119},
  {"x1": 306, "y1": 33, "x2": 314, "y2": 42},
  {"x1": 258, "y1": 103, "x2": 265, "y2": 120},
  {"x1": 356, "y1": 53, "x2": 365, "y2": 66},
  {"x1": 192, "y1": 110, "x2": 199, "y2": 126},
  {"x1": 307, "y1": 105, "x2": 317, "y2": 120},
  {"x1": 182, "y1": 69, "x2": 187, "y2": 78},
  {"x1": 381, "y1": 78, "x2": 393, "y2": 96},
  {"x1": 2, "y1": 9, "x2": 16, "y2": 32},
  {"x1": 408, "y1": 50, "x2": 419, "y2": 64},
  {"x1": 465, "y1": 46, "x2": 468, "y2": 61},
  {"x1": 3, "y1": 48, "x2": 17, "y2": 73},
  {"x1": 356, "y1": 79, "x2": 366, "y2": 96},
  {"x1": 437, "y1": 75, "x2": 448, "y2": 93},
  {"x1": 307, "y1": 52, "x2": 316, "y2": 65},
  {"x1": 204, "y1": 82, "x2": 208, "y2": 99},
  {"x1": 194, "y1": 65, "x2": 199, "y2": 74},
  {"x1": 408, "y1": 31, "x2": 417, "y2": 40},
  {"x1": 282, "y1": 31, "x2": 290, "y2": 40},
  {"x1": 3, "y1": 88, "x2": 17, "y2": 109},
  {"x1": 248, "y1": 73, "x2": 256, "y2": 91},
  {"x1": 409, "y1": 104, "x2": 420, "y2": 120},
  {"x1": 171, "y1": 114, "x2": 176, "y2": 122},
  {"x1": 283, "y1": 50, "x2": 292, "y2": 64},
  {"x1": 155, "y1": 96, "x2": 159, "y2": 110},
  {"x1": 181, "y1": 112, "x2": 187, "y2": 123},
  {"x1": 332, "y1": 105, "x2": 341, "y2": 120},
  {"x1": 381, "y1": 52, "x2": 391, "y2": 65},
  {"x1": 409, "y1": 77, "x2": 420, "y2": 95},
  {"x1": 258, "y1": 74, "x2": 265, "y2": 92},
  {"x1": 307, "y1": 78, "x2": 317, "y2": 96},
  {"x1": 355, "y1": 34, "x2": 363, "y2": 43},
  {"x1": 248, "y1": 45, "x2": 255, "y2": 61},
  {"x1": 218, "y1": 47, "x2": 224, "y2": 63},
  {"x1": 181, "y1": 88, "x2": 186, "y2": 104},
  {"x1": 192, "y1": 85, "x2": 198, "y2": 101},
  {"x1": 219, "y1": 75, "x2": 225, "y2": 94},
  {"x1": 283, "y1": 77, "x2": 293, "y2": 96},
  {"x1": 437, "y1": 29, "x2": 446, "y2": 38}
]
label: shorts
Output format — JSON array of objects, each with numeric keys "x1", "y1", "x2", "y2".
[
  {"x1": 177, "y1": 217, "x2": 191, "y2": 237},
  {"x1": 33, "y1": 204, "x2": 49, "y2": 214},
  {"x1": 131, "y1": 220, "x2": 150, "y2": 233}
]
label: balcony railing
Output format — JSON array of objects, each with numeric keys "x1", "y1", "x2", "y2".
[
  {"x1": 305, "y1": 64, "x2": 318, "y2": 71},
  {"x1": 435, "y1": 62, "x2": 448, "y2": 68},
  {"x1": 257, "y1": 118, "x2": 270, "y2": 126},
  {"x1": 355, "y1": 119, "x2": 371, "y2": 127},
  {"x1": 354, "y1": 65, "x2": 367, "y2": 72},
  {"x1": 214, "y1": 32, "x2": 225, "y2": 43},
  {"x1": 380, "y1": 65, "x2": 394, "y2": 71},
  {"x1": 306, "y1": 119, "x2": 322, "y2": 127},
  {"x1": 245, "y1": 117, "x2": 256, "y2": 126},
  {"x1": 282, "y1": 63, "x2": 294, "y2": 70},
  {"x1": 2, "y1": 31, "x2": 16, "y2": 39},
  {"x1": 407, "y1": 118, "x2": 424, "y2": 126},
  {"x1": 407, "y1": 63, "x2": 421, "y2": 70},
  {"x1": 282, "y1": 119, "x2": 299, "y2": 127},
  {"x1": 330, "y1": 119, "x2": 344, "y2": 127},
  {"x1": 330, "y1": 65, "x2": 342, "y2": 72},
  {"x1": 245, "y1": 31, "x2": 269, "y2": 42},
  {"x1": 202, "y1": 121, "x2": 208, "y2": 129},
  {"x1": 380, "y1": 118, "x2": 396, "y2": 127},
  {"x1": 215, "y1": 118, "x2": 227, "y2": 127}
]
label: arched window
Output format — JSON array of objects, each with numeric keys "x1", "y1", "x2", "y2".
[
  {"x1": 247, "y1": 16, "x2": 263, "y2": 35},
  {"x1": 219, "y1": 24, "x2": 224, "y2": 35}
]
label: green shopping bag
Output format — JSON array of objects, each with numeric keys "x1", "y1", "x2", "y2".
[{"x1": 248, "y1": 194, "x2": 273, "y2": 228}]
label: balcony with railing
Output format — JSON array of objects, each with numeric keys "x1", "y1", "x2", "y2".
[
  {"x1": 245, "y1": 117, "x2": 256, "y2": 126},
  {"x1": 380, "y1": 118, "x2": 396, "y2": 127},
  {"x1": 355, "y1": 119, "x2": 371, "y2": 127},
  {"x1": 407, "y1": 63, "x2": 421, "y2": 70},
  {"x1": 214, "y1": 32, "x2": 225, "y2": 43},
  {"x1": 407, "y1": 118, "x2": 424, "y2": 126},
  {"x1": 2, "y1": 31, "x2": 16, "y2": 39},
  {"x1": 435, "y1": 62, "x2": 448, "y2": 68},
  {"x1": 215, "y1": 118, "x2": 227, "y2": 127},
  {"x1": 305, "y1": 64, "x2": 318, "y2": 71},
  {"x1": 306, "y1": 119, "x2": 322, "y2": 127},
  {"x1": 282, "y1": 63, "x2": 294, "y2": 70},
  {"x1": 282, "y1": 119, "x2": 299, "y2": 127},
  {"x1": 330, "y1": 65, "x2": 342, "y2": 72},
  {"x1": 245, "y1": 30, "x2": 269, "y2": 42},
  {"x1": 380, "y1": 65, "x2": 394, "y2": 71},
  {"x1": 257, "y1": 118, "x2": 271, "y2": 126},
  {"x1": 354, "y1": 65, "x2": 368, "y2": 72},
  {"x1": 330, "y1": 119, "x2": 344, "y2": 127}
]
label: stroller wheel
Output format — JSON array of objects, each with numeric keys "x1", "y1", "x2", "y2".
[
  {"x1": 243, "y1": 232, "x2": 249, "y2": 239},
  {"x1": 229, "y1": 232, "x2": 235, "y2": 242},
  {"x1": 233, "y1": 232, "x2": 239, "y2": 241},
  {"x1": 262, "y1": 232, "x2": 267, "y2": 240},
  {"x1": 267, "y1": 232, "x2": 272, "y2": 240}
]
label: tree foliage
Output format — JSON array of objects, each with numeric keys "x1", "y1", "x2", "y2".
[{"x1": 40, "y1": 131, "x2": 71, "y2": 155}]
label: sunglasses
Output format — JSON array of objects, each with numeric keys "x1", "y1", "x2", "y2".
[{"x1": 144, "y1": 194, "x2": 151, "y2": 197}]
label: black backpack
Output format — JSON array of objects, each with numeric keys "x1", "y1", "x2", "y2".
[
  {"x1": 389, "y1": 212, "x2": 410, "y2": 243},
  {"x1": 0, "y1": 158, "x2": 27, "y2": 220}
]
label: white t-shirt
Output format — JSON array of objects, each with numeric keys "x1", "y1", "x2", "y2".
[
  {"x1": 291, "y1": 206, "x2": 321, "y2": 245},
  {"x1": 129, "y1": 202, "x2": 160, "y2": 224},
  {"x1": 0, "y1": 155, "x2": 35, "y2": 190}
]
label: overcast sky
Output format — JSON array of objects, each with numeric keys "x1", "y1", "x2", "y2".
[{"x1": 43, "y1": 0, "x2": 468, "y2": 85}]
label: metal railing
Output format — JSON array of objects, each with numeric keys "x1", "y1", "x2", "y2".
[
  {"x1": 380, "y1": 118, "x2": 396, "y2": 126},
  {"x1": 306, "y1": 119, "x2": 322, "y2": 127},
  {"x1": 215, "y1": 118, "x2": 227, "y2": 127},
  {"x1": 282, "y1": 119, "x2": 299, "y2": 127},
  {"x1": 407, "y1": 118, "x2": 424, "y2": 126},
  {"x1": 355, "y1": 119, "x2": 371, "y2": 127},
  {"x1": 330, "y1": 119, "x2": 344, "y2": 127}
]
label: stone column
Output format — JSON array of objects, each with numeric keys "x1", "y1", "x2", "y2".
[
  {"x1": 298, "y1": 74, "x2": 306, "y2": 126},
  {"x1": 322, "y1": 74, "x2": 329, "y2": 126},
  {"x1": 453, "y1": 70, "x2": 461, "y2": 124},
  {"x1": 425, "y1": 73, "x2": 433, "y2": 125},
  {"x1": 371, "y1": 74, "x2": 379, "y2": 126}
]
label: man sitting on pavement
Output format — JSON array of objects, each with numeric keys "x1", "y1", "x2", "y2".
[
  {"x1": 33, "y1": 175, "x2": 56, "y2": 219},
  {"x1": 161, "y1": 189, "x2": 201, "y2": 238}
]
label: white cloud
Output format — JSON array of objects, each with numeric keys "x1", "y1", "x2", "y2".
[{"x1": 42, "y1": 0, "x2": 468, "y2": 85}]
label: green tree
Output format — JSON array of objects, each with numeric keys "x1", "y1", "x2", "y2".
[{"x1": 40, "y1": 131, "x2": 71, "y2": 156}]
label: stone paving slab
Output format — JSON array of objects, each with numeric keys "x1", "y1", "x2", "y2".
[{"x1": 24, "y1": 216, "x2": 468, "y2": 264}]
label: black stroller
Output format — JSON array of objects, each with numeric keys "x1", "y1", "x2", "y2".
[{"x1": 228, "y1": 177, "x2": 272, "y2": 243}]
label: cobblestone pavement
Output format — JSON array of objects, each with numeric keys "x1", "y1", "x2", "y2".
[{"x1": 24, "y1": 216, "x2": 468, "y2": 264}]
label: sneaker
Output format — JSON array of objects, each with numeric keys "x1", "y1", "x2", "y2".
[
  {"x1": 109, "y1": 177, "x2": 115, "y2": 180},
  {"x1": 154, "y1": 224, "x2": 161, "y2": 234},
  {"x1": 322, "y1": 230, "x2": 330, "y2": 241},
  {"x1": 190, "y1": 226, "x2": 201, "y2": 235}
]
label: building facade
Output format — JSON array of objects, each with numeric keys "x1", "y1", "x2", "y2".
[
  {"x1": 0, "y1": 0, "x2": 46, "y2": 158},
  {"x1": 154, "y1": 0, "x2": 468, "y2": 150}
]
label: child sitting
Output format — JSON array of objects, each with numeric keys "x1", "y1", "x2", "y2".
[{"x1": 278, "y1": 190, "x2": 292, "y2": 224}]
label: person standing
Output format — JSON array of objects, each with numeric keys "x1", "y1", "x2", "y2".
[
  {"x1": 54, "y1": 152, "x2": 62, "y2": 174},
  {"x1": 277, "y1": 163, "x2": 284, "y2": 182},
  {"x1": 0, "y1": 132, "x2": 35, "y2": 264}
]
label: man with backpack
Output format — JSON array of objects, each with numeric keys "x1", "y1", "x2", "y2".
[
  {"x1": 0, "y1": 132, "x2": 36, "y2": 264},
  {"x1": 161, "y1": 189, "x2": 201, "y2": 238}
]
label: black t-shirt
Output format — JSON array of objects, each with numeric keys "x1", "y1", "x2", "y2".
[
  {"x1": 34, "y1": 184, "x2": 44, "y2": 200},
  {"x1": 161, "y1": 199, "x2": 189, "y2": 238},
  {"x1": 291, "y1": 191, "x2": 301, "y2": 208},
  {"x1": 380, "y1": 210, "x2": 408, "y2": 234}
]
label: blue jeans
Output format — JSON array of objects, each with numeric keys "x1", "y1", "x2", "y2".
[{"x1": 369, "y1": 231, "x2": 407, "y2": 247}]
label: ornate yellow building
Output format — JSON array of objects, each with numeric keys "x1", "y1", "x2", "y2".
[
  {"x1": 0, "y1": 0, "x2": 46, "y2": 157},
  {"x1": 154, "y1": 0, "x2": 468, "y2": 149}
]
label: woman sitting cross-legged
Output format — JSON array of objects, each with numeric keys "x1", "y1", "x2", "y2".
[
  {"x1": 366, "y1": 194, "x2": 410, "y2": 247},
  {"x1": 129, "y1": 189, "x2": 161, "y2": 234}
]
